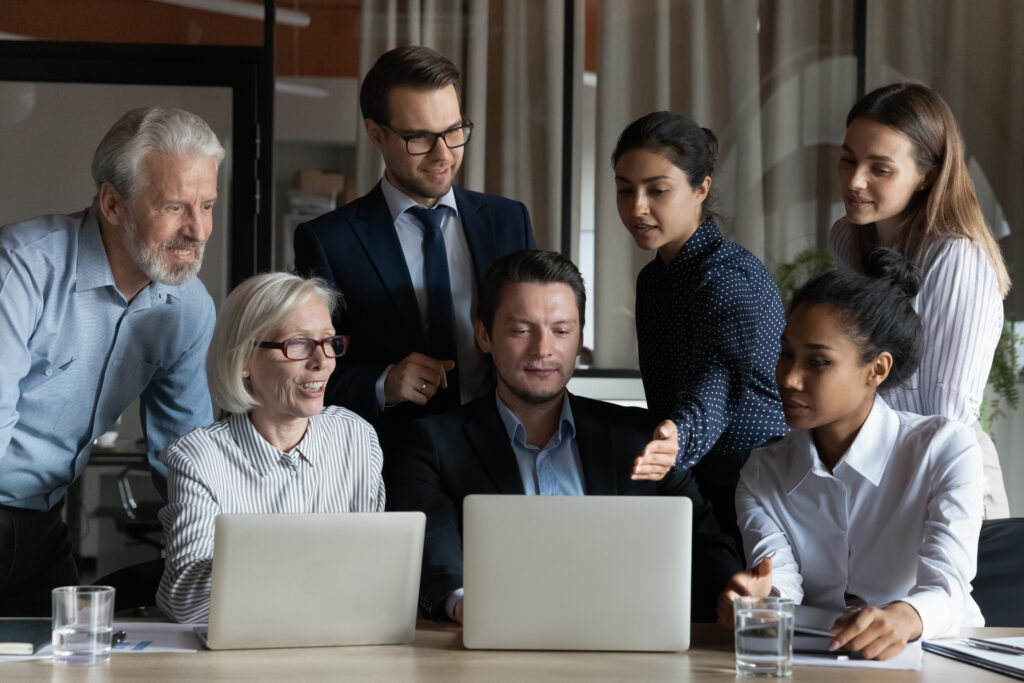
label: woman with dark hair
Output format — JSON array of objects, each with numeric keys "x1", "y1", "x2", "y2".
[
  {"x1": 718, "y1": 248, "x2": 985, "y2": 660},
  {"x1": 831, "y1": 83, "x2": 1010, "y2": 518},
  {"x1": 612, "y1": 112, "x2": 788, "y2": 538}
]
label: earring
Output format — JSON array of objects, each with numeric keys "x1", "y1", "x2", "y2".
[{"x1": 242, "y1": 370, "x2": 249, "y2": 378}]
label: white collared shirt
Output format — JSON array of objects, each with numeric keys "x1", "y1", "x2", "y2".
[
  {"x1": 737, "y1": 395, "x2": 986, "y2": 639},
  {"x1": 376, "y1": 176, "x2": 487, "y2": 407}
]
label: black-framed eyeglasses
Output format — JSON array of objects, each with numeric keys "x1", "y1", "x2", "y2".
[
  {"x1": 257, "y1": 335, "x2": 350, "y2": 360},
  {"x1": 381, "y1": 121, "x2": 474, "y2": 156}
]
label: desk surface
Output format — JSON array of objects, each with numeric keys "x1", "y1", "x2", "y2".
[{"x1": 3, "y1": 623, "x2": 1021, "y2": 682}]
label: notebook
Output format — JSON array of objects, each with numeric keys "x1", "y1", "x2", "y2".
[
  {"x1": 199, "y1": 512, "x2": 425, "y2": 650},
  {"x1": 462, "y1": 494, "x2": 692, "y2": 651},
  {"x1": 0, "y1": 618, "x2": 51, "y2": 655}
]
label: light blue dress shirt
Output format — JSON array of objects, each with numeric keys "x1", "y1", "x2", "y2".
[
  {"x1": 0, "y1": 209, "x2": 216, "y2": 510},
  {"x1": 373, "y1": 176, "x2": 488, "y2": 408},
  {"x1": 495, "y1": 393, "x2": 586, "y2": 496}
]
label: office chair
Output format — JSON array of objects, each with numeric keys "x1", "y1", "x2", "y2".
[
  {"x1": 971, "y1": 517, "x2": 1024, "y2": 627},
  {"x1": 95, "y1": 557, "x2": 166, "y2": 618}
]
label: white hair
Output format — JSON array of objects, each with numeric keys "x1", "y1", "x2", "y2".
[
  {"x1": 91, "y1": 106, "x2": 226, "y2": 200},
  {"x1": 208, "y1": 273, "x2": 340, "y2": 415}
]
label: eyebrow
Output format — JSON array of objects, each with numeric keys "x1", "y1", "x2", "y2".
[
  {"x1": 393, "y1": 122, "x2": 464, "y2": 136},
  {"x1": 614, "y1": 175, "x2": 672, "y2": 184},
  {"x1": 840, "y1": 145, "x2": 895, "y2": 163}
]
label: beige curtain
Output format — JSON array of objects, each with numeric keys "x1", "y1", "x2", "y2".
[
  {"x1": 592, "y1": 0, "x2": 853, "y2": 368},
  {"x1": 356, "y1": 0, "x2": 577, "y2": 251}
]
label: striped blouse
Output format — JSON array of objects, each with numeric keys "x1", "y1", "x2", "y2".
[
  {"x1": 830, "y1": 218, "x2": 1003, "y2": 424},
  {"x1": 156, "y1": 406, "x2": 386, "y2": 623}
]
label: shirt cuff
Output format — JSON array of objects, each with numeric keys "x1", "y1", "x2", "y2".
[
  {"x1": 445, "y1": 588, "x2": 464, "y2": 622},
  {"x1": 375, "y1": 364, "x2": 393, "y2": 411},
  {"x1": 901, "y1": 590, "x2": 952, "y2": 640}
]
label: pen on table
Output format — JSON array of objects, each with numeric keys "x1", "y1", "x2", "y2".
[
  {"x1": 112, "y1": 630, "x2": 126, "y2": 646},
  {"x1": 962, "y1": 637, "x2": 1024, "y2": 655}
]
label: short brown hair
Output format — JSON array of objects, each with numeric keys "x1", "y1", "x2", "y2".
[
  {"x1": 476, "y1": 250, "x2": 586, "y2": 335},
  {"x1": 359, "y1": 46, "x2": 462, "y2": 124}
]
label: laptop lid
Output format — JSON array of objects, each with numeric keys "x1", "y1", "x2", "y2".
[
  {"x1": 462, "y1": 495, "x2": 692, "y2": 651},
  {"x1": 205, "y1": 512, "x2": 425, "y2": 650}
]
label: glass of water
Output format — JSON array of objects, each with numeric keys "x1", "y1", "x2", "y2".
[
  {"x1": 51, "y1": 585, "x2": 116, "y2": 665},
  {"x1": 734, "y1": 596, "x2": 795, "y2": 677}
]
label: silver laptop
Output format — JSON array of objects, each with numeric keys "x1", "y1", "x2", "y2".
[
  {"x1": 201, "y1": 512, "x2": 425, "y2": 650},
  {"x1": 462, "y1": 495, "x2": 692, "y2": 651}
]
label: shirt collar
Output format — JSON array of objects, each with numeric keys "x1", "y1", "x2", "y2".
[
  {"x1": 75, "y1": 207, "x2": 180, "y2": 307},
  {"x1": 380, "y1": 174, "x2": 458, "y2": 223},
  {"x1": 227, "y1": 412, "x2": 315, "y2": 476},
  {"x1": 76, "y1": 208, "x2": 117, "y2": 292},
  {"x1": 662, "y1": 216, "x2": 723, "y2": 276},
  {"x1": 495, "y1": 391, "x2": 577, "y2": 450},
  {"x1": 784, "y1": 395, "x2": 899, "y2": 493}
]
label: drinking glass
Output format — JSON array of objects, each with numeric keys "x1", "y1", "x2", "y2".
[
  {"x1": 734, "y1": 596, "x2": 795, "y2": 677},
  {"x1": 51, "y1": 585, "x2": 116, "y2": 665}
]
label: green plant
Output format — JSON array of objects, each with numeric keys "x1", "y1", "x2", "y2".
[{"x1": 771, "y1": 249, "x2": 835, "y2": 309}]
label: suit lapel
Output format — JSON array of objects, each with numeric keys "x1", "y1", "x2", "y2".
[
  {"x1": 464, "y1": 397, "x2": 525, "y2": 494},
  {"x1": 351, "y1": 184, "x2": 427, "y2": 348},
  {"x1": 571, "y1": 394, "x2": 619, "y2": 495},
  {"x1": 454, "y1": 186, "x2": 495, "y2": 282}
]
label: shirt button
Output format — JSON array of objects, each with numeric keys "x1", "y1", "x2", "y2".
[{"x1": 45, "y1": 369, "x2": 53, "y2": 376}]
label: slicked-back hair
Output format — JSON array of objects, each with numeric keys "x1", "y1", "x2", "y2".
[
  {"x1": 359, "y1": 45, "x2": 463, "y2": 125},
  {"x1": 790, "y1": 247, "x2": 924, "y2": 388},
  {"x1": 476, "y1": 250, "x2": 586, "y2": 335},
  {"x1": 91, "y1": 106, "x2": 225, "y2": 201},
  {"x1": 612, "y1": 110, "x2": 719, "y2": 217},
  {"x1": 208, "y1": 272, "x2": 340, "y2": 415}
]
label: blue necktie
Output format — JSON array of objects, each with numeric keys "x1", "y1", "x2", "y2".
[{"x1": 407, "y1": 205, "x2": 459, "y2": 405}]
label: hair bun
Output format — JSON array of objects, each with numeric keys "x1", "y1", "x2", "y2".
[
  {"x1": 862, "y1": 247, "x2": 922, "y2": 299},
  {"x1": 700, "y1": 127, "x2": 719, "y2": 167}
]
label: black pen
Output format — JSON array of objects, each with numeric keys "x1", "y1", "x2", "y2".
[
  {"x1": 963, "y1": 637, "x2": 1024, "y2": 656},
  {"x1": 112, "y1": 630, "x2": 127, "y2": 646}
]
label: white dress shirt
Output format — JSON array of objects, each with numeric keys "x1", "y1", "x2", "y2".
[
  {"x1": 156, "y1": 406, "x2": 386, "y2": 624},
  {"x1": 830, "y1": 219, "x2": 1003, "y2": 424},
  {"x1": 737, "y1": 395, "x2": 986, "y2": 639},
  {"x1": 374, "y1": 176, "x2": 488, "y2": 407}
]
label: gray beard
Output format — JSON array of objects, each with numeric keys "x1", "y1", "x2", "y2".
[{"x1": 122, "y1": 213, "x2": 204, "y2": 286}]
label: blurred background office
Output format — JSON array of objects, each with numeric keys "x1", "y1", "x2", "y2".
[{"x1": 1, "y1": 0, "x2": 1021, "y2": 581}]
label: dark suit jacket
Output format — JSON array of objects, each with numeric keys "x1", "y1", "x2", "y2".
[
  {"x1": 293, "y1": 183, "x2": 535, "y2": 424},
  {"x1": 385, "y1": 393, "x2": 744, "y2": 623}
]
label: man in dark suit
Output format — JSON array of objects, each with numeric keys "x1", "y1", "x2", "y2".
[
  {"x1": 294, "y1": 46, "x2": 535, "y2": 425},
  {"x1": 387, "y1": 250, "x2": 743, "y2": 624}
]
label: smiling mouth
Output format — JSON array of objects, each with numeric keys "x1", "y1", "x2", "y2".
[
  {"x1": 302, "y1": 381, "x2": 326, "y2": 392},
  {"x1": 844, "y1": 195, "x2": 872, "y2": 208}
]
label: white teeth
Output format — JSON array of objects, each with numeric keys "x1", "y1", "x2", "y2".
[{"x1": 303, "y1": 382, "x2": 324, "y2": 391}]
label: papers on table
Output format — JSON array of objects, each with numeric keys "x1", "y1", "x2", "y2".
[
  {"x1": 0, "y1": 621, "x2": 203, "y2": 662},
  {"x1": 795, "y1": 641, "x2": 922, "y2": 670},
  {"x1": 923, "y1": 637, "x2": 1024, "y2": 680}
]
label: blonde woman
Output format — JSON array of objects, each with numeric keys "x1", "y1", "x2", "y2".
[{"x1": 830, "y1": 83, "x2": 1011, "y2": 518}]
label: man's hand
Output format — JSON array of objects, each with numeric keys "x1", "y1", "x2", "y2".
[
  {"x1": 829, "y1": 602, "x2": 922, "y2": 660},
  {"x1": 384, "y1": 353, "x2": 456, "y2": 406},
  {"x1": 716, "y1": 557, "x2": 773, "y2": 629},
  {"x1": 631, "y1": 420, "x2": 678, "y2": 481}
]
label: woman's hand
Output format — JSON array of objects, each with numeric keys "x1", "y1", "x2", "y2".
[
  {"x1": 829, "y1": 602, "x2": 923, "y2": 660},
  {"x1": 716, "y1": 557, "x2": 774, "y2": 629},
  {"x1": 631, "y1": 420, "x2": 678, "y2": 481}
]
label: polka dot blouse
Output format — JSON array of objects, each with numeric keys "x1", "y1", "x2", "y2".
[{"x1": 636, "y1": 217, "x2": 789, "y2": 469}]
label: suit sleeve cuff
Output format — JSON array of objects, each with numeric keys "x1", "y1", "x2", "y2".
[{"x1": 375, "y1": 364, "x2": 393, "y2": 410}]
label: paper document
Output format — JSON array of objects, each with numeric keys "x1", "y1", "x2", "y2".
[
  {"x1": 795, "y1": 641, "x2": 923, "y2": 670},
  {"x1": 0, "y1": 621, "x2": 203, "y2": 662}
]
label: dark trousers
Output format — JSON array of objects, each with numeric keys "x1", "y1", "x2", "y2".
[
  {"x1": 0, "y1": 499, "x2": 79, "y2": 616},
  {"x1": 693, "y1": 449, "x2": 751, "y2": 560}
]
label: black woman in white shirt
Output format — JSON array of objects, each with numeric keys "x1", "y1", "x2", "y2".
[
  {"x1": 718, "y1": 248, "x2": 985, "y2": 660},
  {"x1": 157, "y1": 273, "x2": 386, "y2": 623},
  {"x1": 830, "y1": 83, "x2": 1010, "y2": 518}
]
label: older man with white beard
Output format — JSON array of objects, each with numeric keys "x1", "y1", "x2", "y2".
[{"x1": 0, "y1": 106, "x2": 224, "y2": 615}]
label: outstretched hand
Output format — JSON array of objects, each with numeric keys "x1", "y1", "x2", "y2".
[
  {"x1": 716, "y1": 557, "x2": 774, "y2": 629},
  {"x1": 631, "y1": 420, "x2": 678, "y2": 481}
]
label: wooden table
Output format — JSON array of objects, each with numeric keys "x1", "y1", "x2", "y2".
[{"x1": 2, "y1": 623, "x2": 1020, "y2": 681}]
